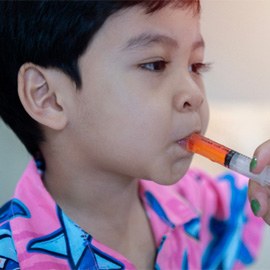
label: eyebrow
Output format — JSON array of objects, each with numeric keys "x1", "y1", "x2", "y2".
[
  {"x1": 123, "y1": 33, "x2": 178, "y2": 50},
  {"x1": 122, "y1": 32, "x2": 205, "y2": 51}
]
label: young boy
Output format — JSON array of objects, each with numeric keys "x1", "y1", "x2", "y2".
[{"x1": 0, "y1": 1, "x2": 267, "y2": 269}]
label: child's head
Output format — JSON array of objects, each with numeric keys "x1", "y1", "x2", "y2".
[{"x1": 0, "y1": 0, "x2": 208, "y2": 183}]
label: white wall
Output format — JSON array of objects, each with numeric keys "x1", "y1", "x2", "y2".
[
  {"x1": 200, "y1": 1, "x2": 270, "y2": 268},
  {"x1": 1, "y1": 0, "x2": 270, "y2": 268},
  {"x1": 0, "y1": 121, "x2": 30, "y2": 204},
  {"x1": 201, "y1": 0, "x2": 270, "y2": 102}
]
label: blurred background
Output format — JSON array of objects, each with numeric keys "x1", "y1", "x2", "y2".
[
  {"x1": 1, "y1": 0, "x2": 270, "y2": 268},
  {"x1": 200, "y1": 1, "x2": 270, "y2": 269}
]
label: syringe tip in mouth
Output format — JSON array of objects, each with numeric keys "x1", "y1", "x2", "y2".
[{"x1": 185, "y1": 133, "x2": 270, "y2": 186}]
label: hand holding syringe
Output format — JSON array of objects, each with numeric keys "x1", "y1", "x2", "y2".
[{"x1": 185, "y1": 133, "x2": 270, "y2": 186}]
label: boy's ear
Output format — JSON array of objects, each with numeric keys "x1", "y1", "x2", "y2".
[{"x1": 18, "y1": 63, "x2": 68, "y2": 130}]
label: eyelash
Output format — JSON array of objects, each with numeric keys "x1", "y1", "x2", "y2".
[
  {"x1": 189, "y1": 63, "x2": 212, "y2": 75},
  {"x1": 140, "y1": 60, "x2": 169, "y2": 72},
  {"x1": 140, "y1": 60, "x2": 211, "y2": 75}
]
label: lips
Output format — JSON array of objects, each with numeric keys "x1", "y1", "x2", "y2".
[
  {"x1": 177, "y1": 138, "x2": 188, "y2": 147},
  {"x1": 177, "y1": 131, "x2": 201, "y2": 149}
]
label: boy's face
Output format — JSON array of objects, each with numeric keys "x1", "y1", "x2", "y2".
[{"x1": 67, "y1": 5, "x2": 209, "y2": 184}]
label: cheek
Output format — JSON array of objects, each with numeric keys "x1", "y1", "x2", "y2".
[
  {"x1": 131, "y1": 103, "x2": 171, "y2": 145},
  {"x1": 105, "y1": 105, "x2": 170, "y2": 176},
  {"x1": 115, "y1": 105, "x2": 168, "y2": 153}
]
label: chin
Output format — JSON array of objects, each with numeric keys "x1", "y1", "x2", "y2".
[
  {"x1": 144, "y1": 158, "x2": 192, "y2": 185},
  {"x1": 153, "y1": 163, "x2": 190, "y2": 185},
  {"x1": 149, "y1": 169, "x2": 188, "y2": 186}
]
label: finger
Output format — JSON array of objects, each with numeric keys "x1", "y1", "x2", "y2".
[
  {"x1": 262, "y1": 198, "x2": 270, "y2": 225},
  {"x1": 252, "y1": 140, "x2": 270, "y2": 174},
  {"x1": 248, "y1": 180, "x2": 270, "y2": 217}
]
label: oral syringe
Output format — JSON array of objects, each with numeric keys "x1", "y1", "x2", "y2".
[{"x1": 185, "y1": 133, "x2": 270, "y2": 186}]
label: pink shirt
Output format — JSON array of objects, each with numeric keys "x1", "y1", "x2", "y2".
[{"x1": 0, "y1": 160, "x2": 263, "y2": 269}]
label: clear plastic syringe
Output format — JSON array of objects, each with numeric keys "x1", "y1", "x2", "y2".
[{"x1": 185, "y1": 133, "x2": 270, "y2": 186}]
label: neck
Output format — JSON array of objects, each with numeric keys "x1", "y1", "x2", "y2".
[
  {"x1": 40, "y1": 144, "x2": 156, "y2": 268},
  {"x1": 42, "y1": 153, "x2": 142, "y2": 240}
]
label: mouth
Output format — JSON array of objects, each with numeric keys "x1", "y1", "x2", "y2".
[
  {"x1": 177, "y1": 138, "x2": 188, "y2": 148},
  {"x1": 177, "y1": 131, "x2": 201, "y2": 150}
]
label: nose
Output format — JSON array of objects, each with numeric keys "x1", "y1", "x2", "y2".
[{"x1": 173, "y1": 77, "x2": 204, "y2": 112}]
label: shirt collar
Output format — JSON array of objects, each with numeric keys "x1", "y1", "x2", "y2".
[
  {"x1": 14, "y1": 160, "x2": 199, "y2": 251},
  {"x1": 139, "y1": 178, "x2": 199, "y2": 245}
]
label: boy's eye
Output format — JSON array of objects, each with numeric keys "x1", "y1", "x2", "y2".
[
  {"x1": 140, "y1": 60, "x2": 168, "y2": 72},
  {"x1": 189, "y1": 63, "x2": 211, "y2": 75}
]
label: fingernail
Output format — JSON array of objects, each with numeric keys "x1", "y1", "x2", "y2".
[
  {"x1": 251, "y1": 199, "x2": 260, "y2": 216},
  {"x1": 250, "y1": 157, "x2": 257, "y2": 172}
]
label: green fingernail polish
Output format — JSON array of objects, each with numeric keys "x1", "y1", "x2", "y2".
[
  {"x1": 250, "y1": 157, "x2": 257, "y2": 172},
  {"x1": 251, "y1": 199, "x2": 260, "y2": 216}
]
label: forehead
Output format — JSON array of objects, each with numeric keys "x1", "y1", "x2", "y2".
[{"x1": 89, "y1": 5, "x2": 202, "y2": 53}]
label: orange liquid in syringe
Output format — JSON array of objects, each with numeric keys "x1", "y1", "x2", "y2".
[{"x1": 186, "y1": 133, "x2": 231, "y2": 166}]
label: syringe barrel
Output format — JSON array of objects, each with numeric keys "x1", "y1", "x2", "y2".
[{"x1": 229, "y1": 153, "x2": 270, "y2": 186}]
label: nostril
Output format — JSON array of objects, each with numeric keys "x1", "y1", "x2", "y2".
[
  {"x1": 183, "y1": 101, "x2": 191, "y2": 108},
  {"x1": 173, "y1": 89, "x2": 204, "y2": 112}
]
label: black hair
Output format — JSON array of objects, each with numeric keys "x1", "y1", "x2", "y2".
[{"x1": 0, "y1": 0, "x2": 200, "y2": 157}]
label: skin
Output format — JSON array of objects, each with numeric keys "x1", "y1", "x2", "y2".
[
  {"x1": 58, "y1": 6, "x2": 209, "y2": 185},
  {"x1": 249, "y1": 141, "x2": 270, "y2": 225},
  {"x1": 19, "y1": 5, "x2": 209, "y2": 269}
]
